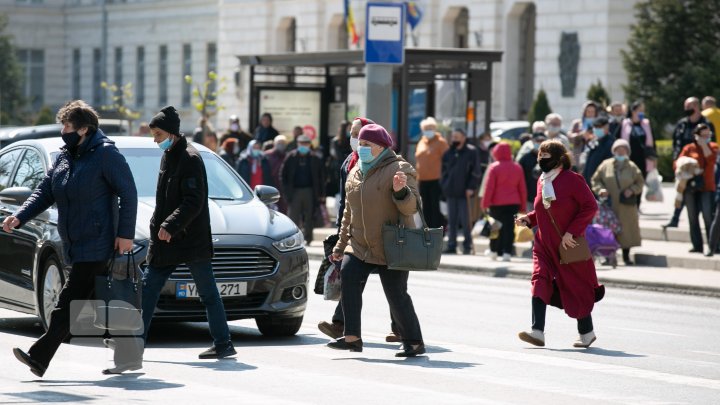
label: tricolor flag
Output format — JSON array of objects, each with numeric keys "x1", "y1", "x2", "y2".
[
  {"x1": 344, "y1": 0, "x2": 360, "y2": 46},
  {"x1": 406, "y1": 1, "x2": 423, "y2": 30}
]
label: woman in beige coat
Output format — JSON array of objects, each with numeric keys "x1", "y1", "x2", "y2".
[
  {"x1": 329, "y1": 124, "x2": 425, "y2": 357},
  {"x1": 591, "y1": 139, "x2": 644, "y2": 265}
]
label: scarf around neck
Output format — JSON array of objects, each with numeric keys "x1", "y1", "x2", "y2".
[
  {"x1": 359, "y1": 148, "x2": 390, "y2": 175},
  {"x1": 540, "y1": 168, "x2": 562, "y2": 209}
]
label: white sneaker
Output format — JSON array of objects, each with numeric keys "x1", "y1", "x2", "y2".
[
  {"x1": 573, "y1": 331, "x2": 597, "y2": 348},
  {"x1": 484, "y1": 249, "x2": 497, "y2": 261},
  {"x1": 502, "y1": 253, "x2": 511, "y2": 262},
  {"x1": 518, "y1": 329, "x2": 545, "y2": 347}
]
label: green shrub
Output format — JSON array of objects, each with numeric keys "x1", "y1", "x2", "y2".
[
  {"x1": 527, "y1": 89, "x2": 552, "y2": 126},
  {"x1": 655, "y1": 139, "x2": 673, "y2": 182}
]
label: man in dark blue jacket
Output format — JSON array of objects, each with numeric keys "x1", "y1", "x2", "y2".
[
  {"x1": 5, "y1": 100, "x2": 138, "y2": 377},
  {"x1": 140, "y1": 106, "x2": 235, "y2": 360},
  {"x1": 582, "y1": 117, "x2": 614, "y2": 186},
  {"x1": 441, "y1": 128, "x2": 482, "y2": 254}
]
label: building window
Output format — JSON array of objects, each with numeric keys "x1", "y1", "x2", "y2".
[
  {"x1": 182, "y1": 44, "x2": 192, "y2": 107},
  {"x1": 114, "y1": 47, "x2": 123, "y2": 104},
  {"x1": 136, "y1": 46, "x2": 145, "y2": 107},
  {"x1": 93, "y1": 48, "x2": 102, "y2": 105},
  {"x1": 72, "y1": 49, "x2": 81, "y2": 100},
  {"x1": 206, "y1": 42, "x2": 217, "y2": 95},
  {"x1": 158, "y1": 45, "x2": 168, "y2": 106},
  {"x1": 16, "y1": 49, "x2": 45, "y2": 110}
]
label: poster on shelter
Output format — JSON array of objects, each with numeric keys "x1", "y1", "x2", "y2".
[{"x1": 259, "y1": 90, "x2": 321, "y2": 139}]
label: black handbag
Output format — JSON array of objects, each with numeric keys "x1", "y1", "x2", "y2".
[
  {"x1": 94, "y1": 251, "x2": 143, "y2": 332},
  {"x1": 314, "y1": 233, "x2": 339, "y2": 295},
  {"x1": 615, "y1": 169, "x2": 636, "y2": 205},
  {"x1": 382, "y1": 201, "x2": 443, "y2": 271}
]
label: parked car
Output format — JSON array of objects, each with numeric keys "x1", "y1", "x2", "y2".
[
  {"x1": 0, "y1": 137, "x2": 308, "y2": 336},
  {"x1": 0, "y1": 119, "x2": 129, "y2": 149},
  {"x1": 490, "y1": 121, "x2": 530, "y2": 141}
]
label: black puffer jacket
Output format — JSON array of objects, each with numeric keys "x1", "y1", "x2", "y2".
[{"x1": 147, "y1": 136, "x2": 213, "y2": 266}]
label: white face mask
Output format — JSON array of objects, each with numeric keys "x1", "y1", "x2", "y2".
[
  {"x1": 422, "y1": 130, "x2": 435, "y2": 138},
  {"x1": 350, "y1": 137, "x2": 359, "y2": 152},
  {"x1": 481, "y1": 140, "x2": 491, "y2": 149},
  {"x1": 230, "y1": 123, "x2": 239, "y2": 132}
]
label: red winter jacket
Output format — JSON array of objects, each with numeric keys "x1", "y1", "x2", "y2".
[{"x1": 482, "y1": 143, "x2": 527, "y2": 211}]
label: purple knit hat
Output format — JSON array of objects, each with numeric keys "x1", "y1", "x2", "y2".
[{"x1": 358, "y1": 124, "x2": 393, "y2": 148}]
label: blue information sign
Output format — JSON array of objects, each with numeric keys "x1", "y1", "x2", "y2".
[{"x1": 364, "y1": 2, "x2": 405, "y2": 65}]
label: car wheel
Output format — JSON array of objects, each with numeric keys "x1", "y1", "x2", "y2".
[
  {"x1": 39, "y1": 255, "x2": 64, "y2": 332},
  {"x1": 255, "y1": 315, "x2": 303, "y2": 337}
]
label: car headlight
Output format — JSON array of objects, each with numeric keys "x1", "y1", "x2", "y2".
[{"x1": 272, "y1": 231, "x2": 304, "y2": 252}]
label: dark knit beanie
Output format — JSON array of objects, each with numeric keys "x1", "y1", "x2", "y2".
[
  {"x1": 149, "y1": 106, "x2": 181, "y2": 136},
  {"x1": 358, "y1": 124, "x2": 393, "y2": 148}
]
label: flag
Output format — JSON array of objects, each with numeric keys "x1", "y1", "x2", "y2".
[
  {"x1": 344, "y1": 0, "x2": 360, "y2": 46},
  {"x1": 406, "y1": 1, "x2": 423, "y2": 30}
]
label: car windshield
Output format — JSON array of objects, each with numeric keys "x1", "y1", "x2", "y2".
[{"x1": 120, "y1": 148, "x2": 251, "y2": 201}]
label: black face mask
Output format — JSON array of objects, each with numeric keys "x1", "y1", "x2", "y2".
[
  {"x1": 452, "y1": 141, "x2": 462, "y2": 149},
  {"x1": 538, "y1": 157, "x2": 558, "y2": 173},
  {"x1": 684, "y1": 108, "x2": 696, "y2": 117},
  {"x1": 61, "y1": 131, "x2": 81, "y2": 150}
]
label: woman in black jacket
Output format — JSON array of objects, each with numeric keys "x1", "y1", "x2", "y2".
[{"x1": 4, "y1": 100, "x2": 138, "y2": 376}]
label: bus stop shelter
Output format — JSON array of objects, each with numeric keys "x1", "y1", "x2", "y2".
[{"x1": 237, "y1": 48, "x2": 502, "y2": 159}]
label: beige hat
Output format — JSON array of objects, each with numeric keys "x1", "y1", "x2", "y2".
[
  {"x1": 274, "y1": 134, "x2": 288, "y2": 143},
  {"x1": 612, "y1": 138, "x2": 631, "y2": 154}
]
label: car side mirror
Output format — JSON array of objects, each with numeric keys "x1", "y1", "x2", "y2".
[
  {"x1": 254, "y1": 185, "x2": 280, "y2": 206},
  {"x1": 0, "y1": 187, "x2": 33, "y2": 206}
]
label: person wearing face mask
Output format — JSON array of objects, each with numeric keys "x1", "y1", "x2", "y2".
[
  {"x1": 440, "y1": 129, "x2": 482, "y2": 255},
  {"x1": 220, "y1": 115, "x2": 252, "y2": 151},
  {"x1": 142, "y1": 105, "x2": 236, "y2": 362},
  {"x1": 476, "y1": 131, "x2": 495, "y2": 178},
  {"x1": 581, "y1": 117, "x2": 615, "y2": 186},
  {"x1": 664, "y1": 98, "x2": 717, "y2": 229},
  {"x1": 219, "y1": 137, "x2": 240, "y2": 167},
  {"x1": 5, "y1": 100, "x2": 139, "y2": 376},
  {"x1": 414, "y1": 116, "x2": 449, "y2": 229},
  {"x1": 569, "y1": 101, "x2": 600, "y2": 173},
  {"x1": 544, "y1": 113, "x2": 570, "y2": 149},
  {"x1": 519, "y1": 132, "x2": 547, "y2": 214},
  {"x1": 265, "y1": 135, "x2": 289, "y2": 213},
  {"x1": 281, "y1": 135, "x2": 325, "y2": 245},
  {"x1": 620, "y1": 101, "x2": 656, "y2": 184},
  {"x1": 329, "y1": 124, "x2": 425, "y2": 357},
  {"x1": 515, "y1": 140, "x2": 603, "y2": 349},
  {"x1": 607, "y1": 102, "x2": 626, "y2": 139},
  {"x1": 237, "y1": 140, "x2": 272, "y2": 189},
  {"x1": 591, "y1": 139, "x2": 645, "y2": 265},
  {"x1": 676, "y1": 124, "x2": 718, "y2": 254},
  {"x1": 516, "y1": 121, "x2": 548, "y2": 162}
]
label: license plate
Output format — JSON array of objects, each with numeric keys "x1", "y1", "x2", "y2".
[{"x1": 176, "y1": 282, "x2": 247, "y2": 299}]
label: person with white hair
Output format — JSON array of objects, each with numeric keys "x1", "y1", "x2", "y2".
[
  {"x1": 516, "y1": 121, "x2": 548, "y2": 162},
  {"x1": 544, "y1": 113, "x2": 570, "y2": 149},
  {"x1": 414, "y1": 116, "x2": 449, "y2": 229}
]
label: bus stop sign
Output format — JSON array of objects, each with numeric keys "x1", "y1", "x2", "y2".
[{"x1": 364, "y1": 2, "x2": 405, "y2": 65}]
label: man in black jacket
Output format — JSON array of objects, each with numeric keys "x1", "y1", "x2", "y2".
[
  {"x1": 281, "y1": 135, "x2": 325, "y2": 245},
  {"x1": 582, "y1": 116, "x2": 614, "y2": 186},
  {"x1": 440, "y1": 129, "x2": 481, "y2": 254},
  {"x1": 142, "y1": 106, "x2": 235, "y2": 360}
]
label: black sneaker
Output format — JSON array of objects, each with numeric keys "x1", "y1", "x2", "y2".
[
  {"x1": 327, "y1": 338, "x2": 363, "y2": 352},
  {"x1": 395, "y1": 342, "x2": 426, "y2": 357},
  {"x1": 13, "y1": 348, "x2": 46, "y2": 378},
  {"x1": 198, "y1": 342, "x2": 237, "y2": 359}
]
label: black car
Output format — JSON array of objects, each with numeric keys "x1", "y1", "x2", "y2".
[{"x1": 0, "y1": 137, "x2": 309, "y2": 336}]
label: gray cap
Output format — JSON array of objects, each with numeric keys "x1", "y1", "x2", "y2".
[{"x1": 297, "y1": 135, "x2": 311, "y2": 143}]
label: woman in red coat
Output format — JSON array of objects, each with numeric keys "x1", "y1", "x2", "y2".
[{"x1": 515, "y1": 140, "x2": 604, "y2": 348}]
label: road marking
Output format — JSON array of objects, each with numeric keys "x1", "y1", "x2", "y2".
[
  {"x1": 606, "y1": 326, "x2": 688, "y2": 337},
  {"x1": 691, "y1": 350, "x2": 720, "y2": 357}
]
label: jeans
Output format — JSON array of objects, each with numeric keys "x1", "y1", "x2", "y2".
[
  {"x1": 340, "y1": 254, "x2": 423, "y2": 343},
  {"x1": 531, "y1": 296, "x2": 593, "y2": 334},
  {"x1": 685, "y1": 191, "x2": 713, "y2": 251},
  {"x1": 289, "y1": 187, "x2": 316, "y2": 243},
  {"x1": 447, "y1": 196, "x2": 472, "y2": 251},
  {"x1": 28, "y1": 261, "x2": 142, "y2": 368},
  {"x1": 489, "y1": 204, "x2": 520, "y2": 256},
  {"x1": 142, "y1": 259, "x2": 230, "y2": 346},
  {"x1": 419, "y1": 180, "x2": 445, "y2": 229}
]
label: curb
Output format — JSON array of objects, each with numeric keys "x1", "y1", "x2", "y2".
[{"x1": 305, "y1": 251, "x2": 720, "y2": 299}]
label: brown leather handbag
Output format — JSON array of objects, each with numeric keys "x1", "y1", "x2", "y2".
[{"x1": 545, "y1": 205, "x2": 592, "y2": 264}]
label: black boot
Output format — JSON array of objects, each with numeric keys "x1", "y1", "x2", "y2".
[{"x1": 622, "y1": 248, "x2": 634, "y2": 265}]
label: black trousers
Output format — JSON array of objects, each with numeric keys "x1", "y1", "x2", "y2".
[
  {"x1": 332, "y1": 285, "x2": 399, "y2": 335},
  {"x1": 531, "y1": 296, "x2": 593, "y2": 334},
  {"x1": 28, "y1": 261, "x2": 142, "y2": 368},
  {"x1": 340, "y1": 254, "x2": 422, "y2": 343},
  {"x1": 489, "y1": 204, "x2": 520, "y2": 255},
  {"x1": 419, "y1": 180, "x2": 445, "y2": 229}
]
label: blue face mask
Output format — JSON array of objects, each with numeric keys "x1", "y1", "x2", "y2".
[
  {"x1": 297, "y1": 145, "x2": 310, "y2": 155},
  {"x1": 637, "y1": 112, "x2": 645, "y2": 121},
  {"x1": 583, "y1": 118, "x2": 594, "y2": 130},
  {"x1": 614, "y1": 154, "x2": 627, "y2": 162},
  {"x1": 593, "y1": 128, "x2": 606, "y2": 138},
  {"x1": 158, "y1": 136, "x2": 173, "y2": 151},
  {"x1": 252, "y1": 149, "x2": 263, "y2": 158},
  {"x1": 358, "y1": 146, "x2": 376, "y2": 163}
]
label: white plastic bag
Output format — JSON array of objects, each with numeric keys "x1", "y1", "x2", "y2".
[
  {"x1": 472, "y1": 218, "x2": 488, "y2": 237},
  {"x1": 323, "y1": 261, "x2": 342, "y2": 301},
  {"x1": 645, "y1": 169, "x2": 664, "y2": 202}
]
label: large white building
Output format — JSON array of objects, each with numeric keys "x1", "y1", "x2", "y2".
[{"x1": 2, "y1": 0, "x2": 638, "y2": 134}]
